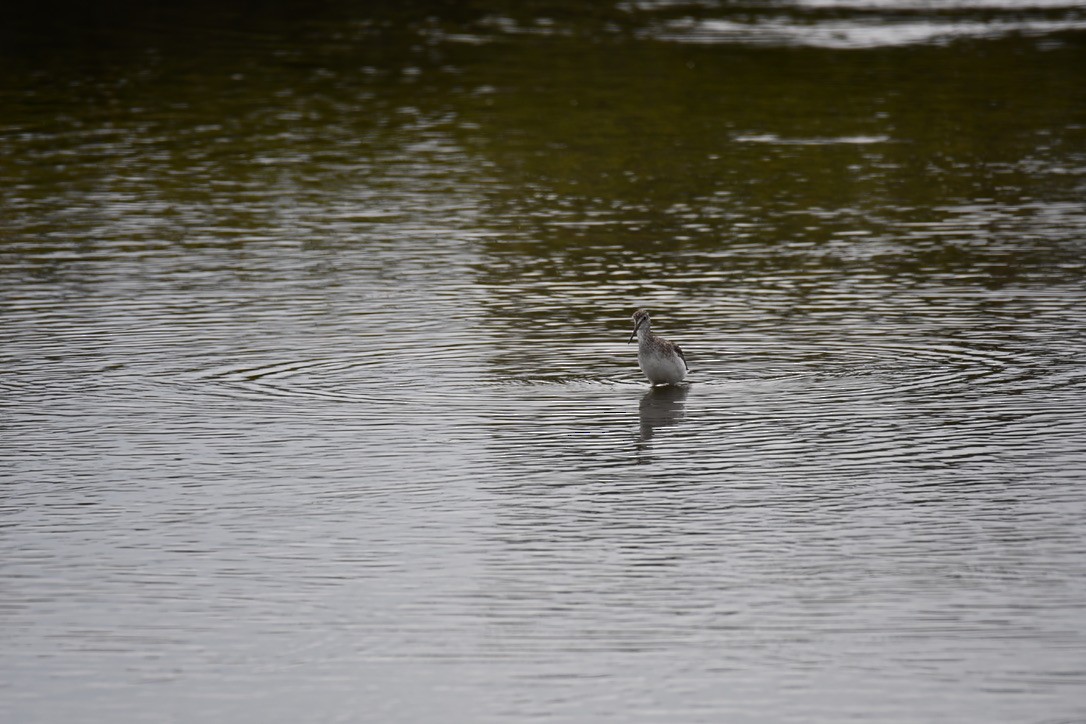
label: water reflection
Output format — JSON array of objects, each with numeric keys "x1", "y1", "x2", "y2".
[
  {"x1": 1, "y1": 2, "x2": 1085, "y2": 723},
  {"x1": 637, "y1": 384, "x2": 689, "y2": 456},
  {"x1": 651, "y1": 13, "x2": 1086, "y2": 49}
]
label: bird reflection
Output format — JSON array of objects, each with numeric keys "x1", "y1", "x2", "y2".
[{"x1": 636, "y1": 384, "x2": 689, "y2": 459}]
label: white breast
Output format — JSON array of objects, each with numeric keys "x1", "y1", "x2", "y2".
[{"x1": 638, "y1": 349, "x2": 687, "y2": 385}]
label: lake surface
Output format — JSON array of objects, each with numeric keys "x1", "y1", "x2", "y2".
[{"x1": 2, "y1": 1, "x2": 1086, "y2": 722}]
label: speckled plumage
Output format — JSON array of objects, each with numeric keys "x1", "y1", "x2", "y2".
[{"x1": 628, "y1": 309, "x2": 688, "y2": 386}]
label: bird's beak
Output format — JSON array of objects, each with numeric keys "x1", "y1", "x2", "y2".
[{"x1": 628, "y1": 318, "x2": 643, "y2": 344}]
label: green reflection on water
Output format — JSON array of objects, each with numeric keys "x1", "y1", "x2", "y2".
[
  {"x1": 1, "y1": 0, "x2": 1083, "y2": 267},
  {"x1": 453, "y1": 34, "x2": 1083, "y2": 213}
]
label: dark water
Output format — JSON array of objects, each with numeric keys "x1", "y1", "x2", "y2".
[{"x1": 3, "y1": 1, "x2": 1086, "y2": 722}]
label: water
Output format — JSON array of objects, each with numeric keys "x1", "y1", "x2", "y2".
[{"x1": 2, "y1": 1, "x2": 1086, "y2": 722}]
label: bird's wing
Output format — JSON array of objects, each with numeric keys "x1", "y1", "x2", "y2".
[{"x1": 675, "y1": 344, "x2": 689, "y2": 370}]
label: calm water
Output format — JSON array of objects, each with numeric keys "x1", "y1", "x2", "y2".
[{"x1": 3, "y1": 1, "x2": 1086, "y2": 722}]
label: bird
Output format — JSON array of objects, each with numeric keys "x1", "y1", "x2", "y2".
[{"x1": 628, "y1": 309, "x2": 688, "y2": 386}]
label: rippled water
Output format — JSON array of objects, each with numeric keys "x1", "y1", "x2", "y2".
[{"x1": 3, "y1": 1, "x2": 1086, "y2": 722}]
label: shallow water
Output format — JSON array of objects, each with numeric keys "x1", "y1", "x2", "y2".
[{"x1": 3, "y1": 1, "x2": 1086, "y2": 722}]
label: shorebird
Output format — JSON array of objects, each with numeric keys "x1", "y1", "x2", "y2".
[{"x1": 628, "y1": 309, "x2": 688, "y2": 386}]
